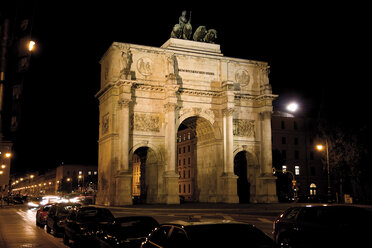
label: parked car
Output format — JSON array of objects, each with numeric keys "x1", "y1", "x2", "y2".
[
  {"x1": 95, "y1": 216, "x2": 159, "y2": 248},
  {"x1": 36, "y1": 204, "x2": 52, "y2": 228},
  {"x1": 141, "y1": 219, "x2": 276, "y2": 248},
  {"x1": 46, "y1": 202, "x2": 81, "y2": 236},
  {"x1": 273, "y1": 205, "x2": 371, "y2": 248},
  {"x1": 63, "y1": 206, "x2": 115, "y2": 246}
]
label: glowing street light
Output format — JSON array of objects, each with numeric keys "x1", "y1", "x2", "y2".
[{"x1": 28, "y1": 41, "x2": 36, "y2": 52}]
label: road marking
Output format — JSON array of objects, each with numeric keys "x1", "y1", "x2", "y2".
[{"x1": 258, "y1": 217, "x2": 272, "y2": 223}]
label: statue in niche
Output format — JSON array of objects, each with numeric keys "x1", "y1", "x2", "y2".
[
  {"x1": 167, "y1": 53, "x2": 179, "y2": 76},
  {"x1": 120, "y1": 48, "x2": 133, "y2": 79}
]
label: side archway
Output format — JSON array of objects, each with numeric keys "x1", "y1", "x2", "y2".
[{"x1": 233, "y1": 149, "x2": 259, "y2": 203}]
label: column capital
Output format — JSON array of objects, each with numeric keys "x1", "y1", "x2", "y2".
[
  {"x1": 222, "y1": 108, "x2": 235, "y2": 117},
  {"x1": 118, "y1": 98, "x2": 132, "y2": 109},
  {"x1": 164, "y1": 102, "x2": 179, "y2": 113}
]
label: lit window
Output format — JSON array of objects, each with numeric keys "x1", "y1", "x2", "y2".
[
  {"x1": 79, "y1": 171, "x2": 82, "y2": 175},
  {"x1": 88, "y1": 171, "x2": 92, "y2": 175},
  {"x1": 282, "y1": 165, "x2": 287, "y2": 173},
  {"x1": 188, "y1": 133, "x2": 190, "y2": 140},
  {"x1": 94, "y1": 171, "x2": 97, "y2": 175},
  {"x1": 295, "y1": 166, "x2": 300, "y2": 175},
  {"x1": 310, "y1": 183, "x2": 317, "y2": 196}
]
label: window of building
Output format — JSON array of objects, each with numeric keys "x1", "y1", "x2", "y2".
[
  {"x1": 179, "y1": 148, "x2": 181, "y2": 154},
  {"x1": 294, "y1": 121, "x2": 298, "y2": 130},
  {"x1": 88, "y1": 171, "x2": 92, "y2": 175},
  {"x1": 310, "y1": 151, "x2": 314, "y2": 160},
  {"x1": 188, "y1": 145, "x2": 190, "y2": 152},
  {"x1": 295, "y1": 166, "x2": 300, "y2": 175},
  {"x1": 188, "y1": 184, "x2": 191, "y2": 193},
  {"x1": 183, "y1": 134, "x2": 186, "y2": 141},
  {"x1": 310, "y1": 183, "x2": 317, "y2": 195},
  {"x1": 188, "y1": 157, "x2": 190, "y2": 164},
  {"x1": 282, "y1": 165, "x2": 287, "y2": 173},
  {"x1": 183, "y1": 147, "x2": 186, "y2": 153},
  {"x1": 281, "y1": 120, "x2": 285, "y2": 129},
  {"x1": 294, "y1": 137, "x2": 298, "y2": 145},
  {"x1": 282, "y1": 150, "x2": 287, "y2": 160},
  {"x1": 188, "y1": 132, "x2": 190, "y2": 140},
  {"x1": 79, "y1": 171, "x2": 82, "y2": 175},
  {"x1": 183, "y1": 158, "x2": 185, "y2": 165},
  {"x1": 282, "y1": 137, "x2": 286, "y2": 144},
  {"x1": 294, "y1": 150, "x2": 299, "y2": 159},
  {"x1": 310, "y1": 167, "x2": 316, "y2": 176},
  {"x1": 94, "y1": 171, "x2": 97, "y2": 175}
]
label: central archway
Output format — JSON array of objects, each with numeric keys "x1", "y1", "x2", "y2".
[
  {"x1": 177, "y1": 116, "x2": 219, "y2": 203},
  {"x1": 131, "y1": 146, "x2": 160, "y2": 204}
]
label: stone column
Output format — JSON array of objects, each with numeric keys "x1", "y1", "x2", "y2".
[
  {"x1": 220, "y1": 108, "x2": 239, "y2": 203},
  {"x1": 256, "y1": 110, "x2": 278, "y2": 203},
  {"x1": 115, "y1": 89, "x2": 133, "y2": 206},
  {"x1": 260, "y1": 111, "x2": 273, "y2": 176},
  {"x1": 163, "y1": 102, "x2": 180, "y2": 204}
]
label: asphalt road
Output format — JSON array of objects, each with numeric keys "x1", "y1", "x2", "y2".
[{"x1": 0, "y1": 203, "x2": 283, "y2": 248}]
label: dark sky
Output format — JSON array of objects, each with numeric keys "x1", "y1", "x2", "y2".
[{"x1": 5, "y1": 1, "x2": 369, "y2": 174}]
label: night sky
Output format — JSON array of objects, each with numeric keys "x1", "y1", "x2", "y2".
[{"x1": 5, "y1": 2, "x2": 369, "y2": 174}]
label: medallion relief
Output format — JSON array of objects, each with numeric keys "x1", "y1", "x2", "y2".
[
  {"x1": 137, "y1": 57, "x2": 152, "y2": 76},
  {"x1": 235, "y1": 69, "x2": 250, "y2": 86}
]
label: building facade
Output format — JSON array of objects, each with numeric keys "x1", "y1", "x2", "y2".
[
  {"x1": 177, "y1": 126, "x2": 196, "y2": 202},
  {"x1": 11, "y1": 164, "x2": 97, "y2": 195},
  {"x1": 272, "y1": 111, "x2": 327, "y2": 201},
  {"x1": 96, "y1": 38, "x2": 278, "y2": 206}
]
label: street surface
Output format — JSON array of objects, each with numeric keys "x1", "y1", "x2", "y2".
[{"x1": 0, "y1": 203, "x2": 289, "y2": 248}]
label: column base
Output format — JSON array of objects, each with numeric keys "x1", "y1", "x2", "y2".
[
  {"x1": 115, "y1": 171, "x2": 133, "y2": 206},
  {"x1": 256, "y1": 175, "x2": 278, "y2": 203},
  {"x1": 218, "y1": 172, "x2": 239, "y2": 203},
  {"x1": 162, "y1": 171, "x2": 180, "y2": 204}
]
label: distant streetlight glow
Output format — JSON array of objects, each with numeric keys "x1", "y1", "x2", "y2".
[
  {"x1": 28, "y1": 41, "x2": 36, "y2": 52},
  {"x1": 286, "y1": 102, "x2": 299, "y2": 112},
  {"x1": 5, "y1": 152, "x2": 11, "y2": 158},
  {"x1": 316, "y1": 144, "x2": 324, "y2": 151}
]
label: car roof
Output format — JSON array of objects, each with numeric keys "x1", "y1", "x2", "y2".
[{"x1": 161, "y1": 219, "x2": 253, "y2": 227}]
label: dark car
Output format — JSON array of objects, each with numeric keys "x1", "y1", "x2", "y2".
[
  {"x1": 46, "y1": 202, "x2": 81, "y2": 236},
  {"x1": 36, "y1": 204, "x2": 52, "y2": 228},
  {"x1": 63, "y1": 206, "x2": 115, "y2": 246},
  {"x1": 273, "y1": 205, "x2": 371, "y2": 248},
  {"x1": 141, "y1": 220, "x2": 276, "y2": 248},
  {"x1": 95, "y1": 216, "x2": 159, "y2": 248}
]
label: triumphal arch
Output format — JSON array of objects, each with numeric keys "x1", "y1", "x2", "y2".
[{"x1": 96, "y1": 38, "x2": 278, "y2": 205}]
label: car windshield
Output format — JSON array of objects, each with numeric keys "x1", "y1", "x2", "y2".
[
  {"x1": 77, "y1": 208, "x2": 114, "y2": 222},
  {"x1": 185, "y1": 224, "x2": 274, "y2": 247}
]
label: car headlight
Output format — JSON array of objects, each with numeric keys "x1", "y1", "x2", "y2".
[{"x1": 28, "y1": 202, "x2": 39, "y2": 208}]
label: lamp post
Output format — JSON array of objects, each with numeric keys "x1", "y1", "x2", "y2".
[{"x1": 316, "y1": 139, "x2": 332, "y2": 203}]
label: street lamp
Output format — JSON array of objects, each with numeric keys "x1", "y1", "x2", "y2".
[
  {"x1": 316, "y1": 139, "x2": 332, "y2": 203},
  {"x1": 28, "y1": 41, "x2": 36, "y2": 52}
]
